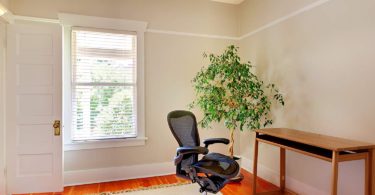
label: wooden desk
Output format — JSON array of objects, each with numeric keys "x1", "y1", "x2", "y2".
[{"x1": 252, "y1": 128, "x2": 375, "y2": 195}]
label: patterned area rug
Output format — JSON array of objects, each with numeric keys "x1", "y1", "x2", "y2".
[{"x1": 94, "y1": 183, "x2": 222, "y2": 195}]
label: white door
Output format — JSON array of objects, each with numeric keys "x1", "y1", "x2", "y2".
[{"x1": 6, "y1": 22, "x2": 63, "y2": 194}]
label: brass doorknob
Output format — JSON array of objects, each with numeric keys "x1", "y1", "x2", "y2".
[{"x1": 53, "y1": 120, "x2": 61, "y2": 136}]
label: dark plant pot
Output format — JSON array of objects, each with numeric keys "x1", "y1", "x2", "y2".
[{"x1": 229, "y1": 156, "x2": 244, "y2": 183}]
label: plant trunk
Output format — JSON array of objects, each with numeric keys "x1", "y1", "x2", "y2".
[{"x1": 228, "y1": 128, "x2": 235, "y2": 158}]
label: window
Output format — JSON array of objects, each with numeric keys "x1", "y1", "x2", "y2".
[
  {"x1": 60, "y1": 13, "x2": 147, "y2": 150},
  {"x1": 71, "y1": 27, "x2": 138, "y2": 141}
]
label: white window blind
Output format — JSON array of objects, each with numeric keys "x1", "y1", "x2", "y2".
[{"x1": 71, "y1": 27, "x2": 137, "y2": 141}]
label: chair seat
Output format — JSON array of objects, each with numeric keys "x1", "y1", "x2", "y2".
[{"x1": 193, "y1": 152, "x2": 239, "y2": 179}]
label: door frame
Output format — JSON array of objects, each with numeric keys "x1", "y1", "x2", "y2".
[
  {"x1": 0, "y1": 20, "x2": 7, "y2": 195},
  {"x1": 0, "y1": 7, "x2": 13, "y2": 192}
]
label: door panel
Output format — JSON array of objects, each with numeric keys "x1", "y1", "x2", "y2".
[{"x1": 6, "y1": 22, "x2": 62, "y2": 194}]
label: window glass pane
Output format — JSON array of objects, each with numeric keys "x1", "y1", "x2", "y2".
[
  {"x1": 72, "y1": 86, "x2": 136, "y2": 140},
  {"x1": 72, "y1": 30, "x2": 136, "y2": 84},
  {"x1": 73, "y1": 57, "x2": 135, "y2": 83},
  {"x1": 76, "y1": 30, "x2": 134, "y2": 50},
  {"x1": 71, "y1": 28, "x2": 137, "y2": 141}
]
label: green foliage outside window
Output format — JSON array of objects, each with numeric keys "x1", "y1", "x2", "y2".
[{"x1": 74, "y1": 59, "x2": 135, "y2": 140}]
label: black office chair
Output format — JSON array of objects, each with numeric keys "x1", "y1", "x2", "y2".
[{"x1": 167, "y1": 110, "x2": 240, "y2": 194}]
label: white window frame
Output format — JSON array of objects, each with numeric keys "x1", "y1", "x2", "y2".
[{"x1": 59, "y1": 13, "x2": 148, "y2": 151}]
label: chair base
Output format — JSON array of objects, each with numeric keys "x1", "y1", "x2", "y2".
[{"x1": 228, "y1": 172, "x2": 244, "y2": 183}]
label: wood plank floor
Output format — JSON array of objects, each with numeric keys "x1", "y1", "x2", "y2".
[{"x1": 15, "y1": 169, "x2": 280, "y2": 195}]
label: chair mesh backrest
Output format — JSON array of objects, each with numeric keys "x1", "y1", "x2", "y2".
[
  {"x1": 167, "y1": 110, "x2": 200, "y2": 174},
  {"x1": 167, "y1": 110, "x2": 200, "y2": 147}
]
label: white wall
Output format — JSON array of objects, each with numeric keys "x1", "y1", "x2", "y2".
[
  {"x1": 63, "y1": 34, "x2": 237, "y2": 172},
  {"x1": 9, "y1": 0, "x2": 240, "y2": 185},
  {"x1": 0, "y1": 20, "x2": 7, "y2": 195},
  {"x1": 238, "y1": 0, "x2": 319, "y2": 36},
  {"x1": 9, "y1": 0, "x2": 375, "y2": 193},
  {"x1": 239, "y1": 0, "x2": 375, "y2": 194},
  {"x1": 10, "y1": 0, "x2": 238, "y2": 37}
]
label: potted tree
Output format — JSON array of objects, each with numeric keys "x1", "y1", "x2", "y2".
[{"x1": 190, "y1": 45, "x2": 284, "y2": 158}]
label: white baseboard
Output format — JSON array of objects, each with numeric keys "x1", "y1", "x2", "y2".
[
  {"x1": 239, "y1": 156, "x2": 327, "y2": 195},
  {"x1": 64, "y1": 162, "x2": 175, "y2": 186}
]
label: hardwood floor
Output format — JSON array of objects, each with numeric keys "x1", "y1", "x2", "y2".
[{"x1": 15, "y1": 169, "x2": 279, "y2": 195}]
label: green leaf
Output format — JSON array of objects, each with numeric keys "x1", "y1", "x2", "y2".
[{"x1": 190, "y1": 45, "x2": 285, "y2": 131}]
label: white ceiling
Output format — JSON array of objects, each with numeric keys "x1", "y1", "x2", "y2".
[{"x1": 211, "y1": 0, "x2": 245, "y2": 5}]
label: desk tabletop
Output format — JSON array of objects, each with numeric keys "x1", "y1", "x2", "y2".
[{"x1": 256, "y1": 128, "x2": 375, "y2": 151}]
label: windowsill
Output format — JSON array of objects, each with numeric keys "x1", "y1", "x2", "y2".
[{"x1": 64, "y1": 137, "x2": 148, "y2": 151}]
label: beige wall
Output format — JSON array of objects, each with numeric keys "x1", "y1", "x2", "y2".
[
  {"x1": 238, "y1": 0, "x2": 319, "y2": 35},
  {"x1": 239, "y1": 0, "x2": 375, "y2": 194},
  {"x1": 10, "y1": 0, "x2": 238, "y2": 37},
  {"x1": 9, "y1": 0, "x2": 375, "y2": 193},
  {"x1": 9, "y1": 0, "x2": 239, "y2": 171},
  {"x1": 64, "y1": 33, "x2": 237, "y2": 170},
  {"x1": 0, "y1": 0, "x2": 9, "y2": 9}
]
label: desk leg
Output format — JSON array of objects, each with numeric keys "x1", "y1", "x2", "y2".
[
  {"x1": 280, "y1": 148, "x2": 286, "y2": 191},
  {"x1": 331, "y1": 151, "x2": 339, "y2": 195},
  {"x1": 365, "y1": 152, "x2": 370, "y2": 195},
  {"x1": 369, "y1": 149, "x2": 374, "y2": 195},
  {"x1": 253, "y1": 136, "x2": 259, "y2": 195}
]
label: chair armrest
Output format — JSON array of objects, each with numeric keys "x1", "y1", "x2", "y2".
[
  {"x1": 203, "y1": 138, "x2": 230, "y2": 148},
  {"x1": 176, "y1": 146, "x2": 208, "y2": 155},
  {"x1": 174, "y1": 146, "x2": 208, "y2": 165}
]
